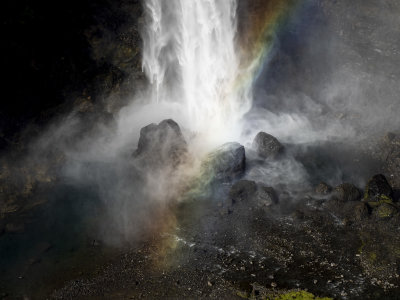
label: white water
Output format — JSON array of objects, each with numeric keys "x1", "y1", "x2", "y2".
[{"x1": 140, "y1": 0, "x2": 251, "y2": 152}]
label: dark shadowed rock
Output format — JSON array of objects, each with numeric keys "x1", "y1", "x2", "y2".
[
  {"x1": 133, "y1": 119, "x2": 187, "y2": 169},
  {"x1": 364, "y1": 174, "x2": 393, "y2": 206},
  {"x1": 204, "y1": 142, "x2": 245, "y2": 181},
  {"x1": 252, "y1": 132, "x2": 283, "y2": 159},
  {"x1": 333, "y1": 183, "x2": 361, "y2": 202},
  {"x1": 229, "y1": 180, "x2": 278, "y2": 207},
  {"x1": 315, "y1": 182, "x2": 332, "y2": 195}
]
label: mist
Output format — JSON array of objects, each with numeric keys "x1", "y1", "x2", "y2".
[{"x1": 4, "y1": 0, "x2": 400, "y2": 247}]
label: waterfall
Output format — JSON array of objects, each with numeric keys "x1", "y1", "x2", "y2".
[{"x1": 141, "y1": 0, "x2": 251, "y2": 150}]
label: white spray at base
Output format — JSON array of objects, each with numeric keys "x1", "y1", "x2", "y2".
[{"x1": 118, "y1": 0, "x2": 251, "y2": 156}]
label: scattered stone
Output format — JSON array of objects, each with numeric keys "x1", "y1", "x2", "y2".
[
  {"x1": 364, "y1": 174, "x2": 393, "y2": 206},
  {"x1": 333, "y1": 183, "x2": 361, "y2": 202},
  {"x1": 315, "y1": 182, "x2": 332, "y2": 195},
  {"x1": 252, "y1": 132, "x2": 283, "y2": 159},
  {"x1": 133, "y1": 119, "x2": 187, "y2": 169},
  {"x1": 203, "y1": 142, "x2": 245, "y2": 181}
]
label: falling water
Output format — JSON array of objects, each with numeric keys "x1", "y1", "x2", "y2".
[{"x1": 141, "y1": 0, "x2": 252, "y2": 151}]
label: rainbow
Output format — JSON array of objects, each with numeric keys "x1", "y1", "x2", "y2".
[
  {"x1": 236, "y1": 0, "x2": 303, "y2": 94},
  {"x1": 145, "y1": 0, "x2": 305, "y2": 267}
]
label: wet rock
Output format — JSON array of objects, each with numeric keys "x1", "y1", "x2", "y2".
[
  {"x1": 252, "y1": 132, "x2": 283, "y2": 159},
  {"x1": 133, "y1": 119, "x2": 188, "y2": 169},
  {"x1": 333, "y1": 183, "x2": 361, "y2": 202},
  {"x1": 373, "y1": 203, "x2": 399, "y2": 219},
  {"x1": 229, "y1": 180, "x2": 277, "y2": 207},
  {"x1": 203, "y1": 142, "x2": 245, "y2": 181},
  {"x1": 315, "y1": 182, "x2": 332, "y2": 195},
  {"x1": 364, "y1": 174, "x2": 393, "y2": 206}
]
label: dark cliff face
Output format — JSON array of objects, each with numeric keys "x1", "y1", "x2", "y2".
[{"x1": 1, "y1": 0, "x2": 143, "y2": 150}]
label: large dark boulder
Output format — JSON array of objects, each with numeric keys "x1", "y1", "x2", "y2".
[
  {"x1": 333, "y1": 183, "x2": 361, "y2": 202},
  {"x1": 133, "y1": 119, "x2": 187, "y2": 169},
  {"x1": 252, "y1": 132, "x2": 283, "y2": 159},
  {"x1": 203, "y1": 142, "x2": 245, "y2": 181},
  {"x1": 363, "y1": 174, "x2": 393, "y2": 206},
  {"x1": 229, "y1": 179, "x2": 278, "y2": 208}
]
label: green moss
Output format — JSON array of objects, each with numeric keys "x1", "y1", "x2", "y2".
[
  {"x1": 375, "y1": 203, "x2": 397, "y2": 218},
  {"x1": 272, "y1": 291, "x2": 332, "y2": 300},
  {"x1": 363, "y1": 184, "x2": 369, "y2": 201},
  {"x1": 367, "y1": 194, "x2": 393, "y2": 207},
  {"x1": 237, "y1": 290, "x2": 250, "y2": 299},
  {"x1": 369, "y1": 252, "x2": 377, "y2": 262}
]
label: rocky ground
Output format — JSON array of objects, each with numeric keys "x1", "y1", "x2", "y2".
[
  {"x1": 3, "y1": 122, "x2": 399, "y2": 299},
  {"x1": 2, "y1": 0, "x2": 400, "y2": 299},
  {"x1": 46, "y1": 125, "x2": 400, "y2": 300}
]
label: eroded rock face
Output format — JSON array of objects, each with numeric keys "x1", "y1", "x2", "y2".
[
  {"x1": 333, "y1": 183, "x2": 361, "y2": 202},
  {"x1": 252, "y1": 132, "x2": 283, "y2": 159},
  {"x1": 364, "y1": 174, "x2": 393, "y2": 205},
  {"x1": 133, "y1": 119, "x2": 188, "y2": 170},
  {"x1": 203, "y1": 142, "x2": 245, "y2": 181}
]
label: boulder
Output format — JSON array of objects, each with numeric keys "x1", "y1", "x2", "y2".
[
  {"x1": 333, "y1": 183, "x2": 361, "y2": 202},
  {"x1": 133, "y1": 119, "x2": 187, "y2": 169},
  {"x1": 315, "y1": 182, "x2": 332, "y2": 195},
  {"x1": 252, "y1": 132, "x2": 283, "y2": 159},
  {"x1": 203, "y1": 142, "x2": 245, "y2": 181},
  {"x1": 229, "y1": 179, "x2": 278, "y2": 207},
  {"x1": 363, "y1": 174, "x2": 393, "y2": 206}
]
